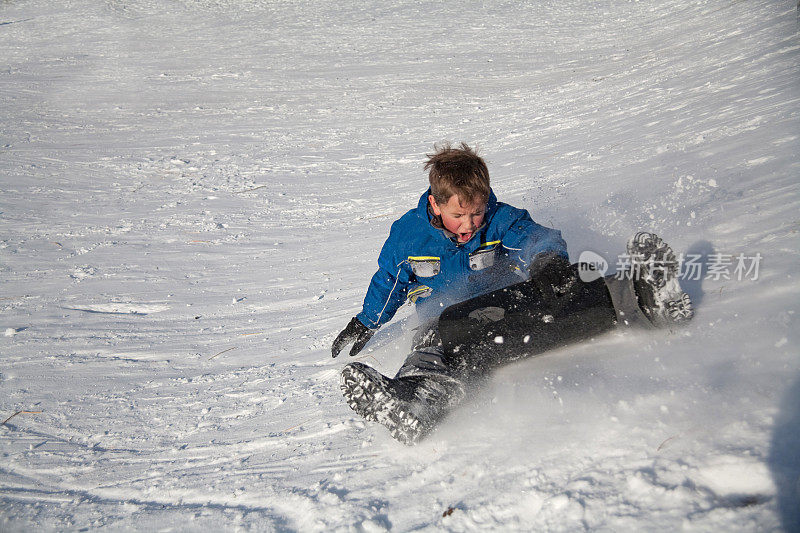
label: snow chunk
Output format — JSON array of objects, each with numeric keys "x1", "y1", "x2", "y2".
[{"x1": 690, "y1": 455, "x2": 776, "y2": 498}]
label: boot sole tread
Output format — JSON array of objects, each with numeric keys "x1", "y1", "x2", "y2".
[
  {"x1": 341, "y1": 363, "x2": 425, "y2": 446},
  {"x1": 627, "y1": 232, "x2": 694, "y2": 326}
]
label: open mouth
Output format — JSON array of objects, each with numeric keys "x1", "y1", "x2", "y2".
[{"x1": 458, "y1": 232, "x2": 473, "y2": 242}]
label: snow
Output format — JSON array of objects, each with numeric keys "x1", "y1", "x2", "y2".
[{"x1": 1, "y1": 0, "x2": 799, "y2": 530}]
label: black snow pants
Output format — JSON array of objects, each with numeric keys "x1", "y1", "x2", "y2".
[{"x1": 394, "y1": 264, "x2": 649, "y2": 384}]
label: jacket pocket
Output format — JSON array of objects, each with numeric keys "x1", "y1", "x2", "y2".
[
  {"x1": 407, "y1": 284, "x2": 433, "y2": 303},
  {"x1": 469, "y1": 241, "x2": 500, "y2": 271},
  {"x1": 408, "y1": 256, "x2": 440, "y2": 278}
]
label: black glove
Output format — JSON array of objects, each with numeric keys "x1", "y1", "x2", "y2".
[
  {"x1": 331, "y1": 317, "x2": 375, "y2": 358},
  {"x1": 528, "y1": 252, "x2": 575, "y2": 301}
]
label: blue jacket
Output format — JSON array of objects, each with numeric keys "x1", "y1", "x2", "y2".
[{"x1": 356, "y1": 189, "x2": 568, "y2": 328}]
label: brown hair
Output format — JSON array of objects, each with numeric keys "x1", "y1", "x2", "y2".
[{"x1": 424, "y1": 142, "x2": 490, "y2": 206}]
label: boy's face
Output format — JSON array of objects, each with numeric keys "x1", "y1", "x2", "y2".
[{"x1": 429, "y1": 194, "x2": 487, "y2": 243}]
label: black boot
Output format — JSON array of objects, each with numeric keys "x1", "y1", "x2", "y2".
[
  {"x1": 626, "y1": 232, "x2": 694, "y2": 326},
  {"x1": 341, "y1": 362, "x2": 465, "y2": 445}
]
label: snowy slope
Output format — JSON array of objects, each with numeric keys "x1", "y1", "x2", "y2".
[{"x1": 1, "y1": 0, "x2": 799, "y2": 530}]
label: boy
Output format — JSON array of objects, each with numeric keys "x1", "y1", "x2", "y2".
[{"x1": 332, "y1": 143, "x2": 693, "y2": 445}]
